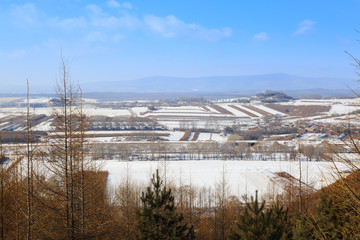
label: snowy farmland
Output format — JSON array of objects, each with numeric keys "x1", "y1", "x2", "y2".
[
  {"x1": 1, "y1": 96, "x2": 360, "y2": 200},
  {"x1": 1, "y1": 97, "x2": 359, "y2": 134},
  {"x1": 103, "y1": 160, "x2": 349, "y2": 199}
]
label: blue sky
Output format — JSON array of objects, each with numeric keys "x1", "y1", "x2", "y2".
[{"x1": 0, "y1": 0, "x2": 360, "y2": 90}]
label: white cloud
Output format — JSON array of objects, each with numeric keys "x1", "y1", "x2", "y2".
[
  {"x1": 107, "y1": 0, "x2": 121, "y2": 8},
  {"x1": 107, "y1": 0, "x2": 132, "y2": 9},
  {"x1": 10, "y1": 2, "x2": 231, "y2": 48},
  {"x1": 143, "y1": 14, "x2": 232, "y2": 41},
  {"x1": 112, "y1": 33, "x2": 124, "y2": 42},
  {"x1": 85, "y1": 31, "x2": 108, "y2": 42},
  {"x1": 122, "y1": 2, "x2": 133, "y2": 9},
  {"x1": 86, "y1": 4, "x2": 139, "y2": 29},
  {"x1": 86, "y1": 4, "x2": 103, "y2": 16},
  {"x1": 253, "y1": 32, "x2": 269, "y2": 41},
  {"x1": 0, "y1": 49, "x2": 27, "y2": 59},
  {"x1": 293, "y1": 19, "x2": 315, "y2": 36},
  {"x1": 48, "y1": 17, "x2": 87, "y2": 30},
  {"x1": 85, "y1": 32, "x2": 124, "y2": 43},
  {"x1": 90, "y1": 13, "x2": 140, "y2": 29},
  {"x1": 11, "y1": 3, "x2": 41, "y2": 25}
]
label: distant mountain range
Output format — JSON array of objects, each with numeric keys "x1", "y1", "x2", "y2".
[
  {"x1": 82, "y1": 73, "x2": 353, "y2": 93},
  {"x1": 0, "y1": 73, "x2": 355, "y2": 96}
]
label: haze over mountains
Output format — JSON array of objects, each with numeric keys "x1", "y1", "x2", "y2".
[
  {"x1": 1, "y1": 73, "x2": 353, "y2": 95},
  {"x1": 84, "y1": 73, "x2": 352, "y2": 92}
]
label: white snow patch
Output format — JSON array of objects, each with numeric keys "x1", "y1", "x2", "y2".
[{"x1": 255, "y1": 105, "x2": 286, "y2": 115}]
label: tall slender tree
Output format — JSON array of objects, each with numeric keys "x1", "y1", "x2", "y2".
[
  {"x1": 26, "y1": 79, "x2": 35, "y2": 240},
  {"x1": 39, "y1": 56, "x2": 112, "y2": 239}
]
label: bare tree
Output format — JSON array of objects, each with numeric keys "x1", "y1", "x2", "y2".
[
  {"x1": 39, "y1": 56, "x2": 111, "y2": 239},
  {"x1": 213, "y1": 164, "x2": 234, "y2": 240},
  {"x1": 26, "y1": 79, "x2": 34, "y2": 240}
]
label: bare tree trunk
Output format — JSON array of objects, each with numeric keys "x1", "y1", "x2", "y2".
[
  {"x1": 0, "y1": 143, "x2": 4, "y2": 240},
  {"x1": 80, "y1": 89, "x2": 85, "y2": 239},
  {"x1": 298, "y1": 122, "x2": 302, "y2": 213},
  {"x1": 26, "y1": 79, "x2": 33, "y2": 240}
]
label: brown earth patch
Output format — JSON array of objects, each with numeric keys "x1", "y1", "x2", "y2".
[
  {"x1": 243, "y1": 105, "x2": 271, "y2": 116},
  {"x1": 191, "y1": 132, "x2": 200, "y2": 141},
  {"x1": 266, "y1": 104, "x2": 331, "y2": 117},
  {"x1": 210, "y1": 105, "x2": 234, "y2": 115},
  {"x1": 180, "y1": 130, "x2": 191, "y2": 141}
]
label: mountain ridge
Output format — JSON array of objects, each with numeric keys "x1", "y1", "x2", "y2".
[
  {"x1": 0, "y1": 73, "x2": 353, "y2": 94},
  {"x1": 82, "y1": 73, "x2": 352, "y2": 93}
]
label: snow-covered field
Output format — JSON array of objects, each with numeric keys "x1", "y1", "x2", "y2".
[
  {"x1": 103, "y1": 160, "x2": 349, "y2": 199},
  {"x1": 255, "y1": 105, "x2": 286, "y2": 115},
  {"x1": 87, "y1": 108, "x2": 131, "y2": 117},
  {"x1": 330, "y1": 104, "x2": 359, "y2": 115},
  {"x1": 1, "y1": 97, "x2": 360, "y2": 144}
]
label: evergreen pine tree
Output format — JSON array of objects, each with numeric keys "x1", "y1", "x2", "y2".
[
  {"x1": 137, "y1": 169, "x2": 195, "y2": 240},
  {"x1": 229, "y1": 191, "x2": 266, "y2": 240},
  {"x1": 264, "y1": 201, "x2": 292, "y2": 240},
  {"x1": 314, "y1": 191, "x2": 344, "y2": 239},
  {"x1": 292, "y1": 213, "x2": 315, "y2": 240},
  {"x1": 229, "y1": 191, "x2": 292, "y2": 240}
]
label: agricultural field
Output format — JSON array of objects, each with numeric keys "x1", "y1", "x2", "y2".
[
  {"x1": 0, "y1": 95, "x2": 359, "y2": 197},
  {"x1": 0, "y1": 96, "x2": 358, "y2": 139}
]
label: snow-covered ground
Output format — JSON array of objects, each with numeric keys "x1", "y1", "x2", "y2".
[
  {"x1": 228, "y1": 104, "x2": 262, "y2": 117},
  {"x1": 163, "y1": 131, "x2": 227, "y2": 142},
  {"x1": 157, "y1": 119, "x2": 236, "y2": 131},
  {"x1": 197, "y1": 133, "x2": 212, "y2": 141},
  {"x1": 32, "y1": 120, "x2": 53, "y2": 131},
  {"x1": 155, "y1": 106, "x2": 207, "y2": 113},
  {"x1": 255, "y1": 105, "x2": 285, "y2": 115},
  {"x1": 219, "y1": 104, "x2": 250, "y2": 117},
  {"x1": 86, "y1": 108, "x2": 131, "y2": 117},
  {"x1": 0, "y1": 97, "x2": 22, "y2": 102},
  {"x1": 330, "y1": 104, "x2": 359, "y2": 115},
  {"x1": 103, "y1": 160, "x2": 349, "y2": 199},
  {"x1": 132, "y1": 107, "x2": 149, "y2": 116},
  {"x1": 167, "y1": 131, "x2": 187, "y2": 141}
]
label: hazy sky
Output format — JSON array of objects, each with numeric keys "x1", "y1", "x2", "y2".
[{"x1": 1, "y1": 0, "x2": 360, "y2": 89}]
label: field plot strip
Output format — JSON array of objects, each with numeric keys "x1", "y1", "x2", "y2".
[
  {"x1": 196, "y1": 133, "x2": 211, "y2": 141},
  {"x1": 210, "y1": 105, "x2": 234, "y2": 115},
  {"x1": 254, "y1": 105, "x2": 286, "y2": 115},
  {"x1": 149, "y1": 115, "x2": 239, "y2": 120},
  {"x1": 148, "y1": 112, "x2": 216, "y2": 116},
  {"x1": 243, "y1": 105, "x2": 271, "y2": 116},
  {"x1": 202, "y1": 106, "x2": 211, "y2": 112},
  {"x1": 219, "y1": 104, "x2": 251, "y2": 117},
  {"x1": 84, "y1": 132, "x2": 170, "y2": 138},
  {"x1": 229, "y1": 105, "x2": 258, "y2": 117},
  {"x1": 180, "y1": 130, "x2": 191, "y2": 141},
  {"x1": 191, "y1": 132, "x2": 200, "y2": 141},
  {"x1": 266, "y1": 104, "x2": 331, "y2": 117},
  {"x1": 206, "y1": 105, "x2": 222, "y2": 113}
]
